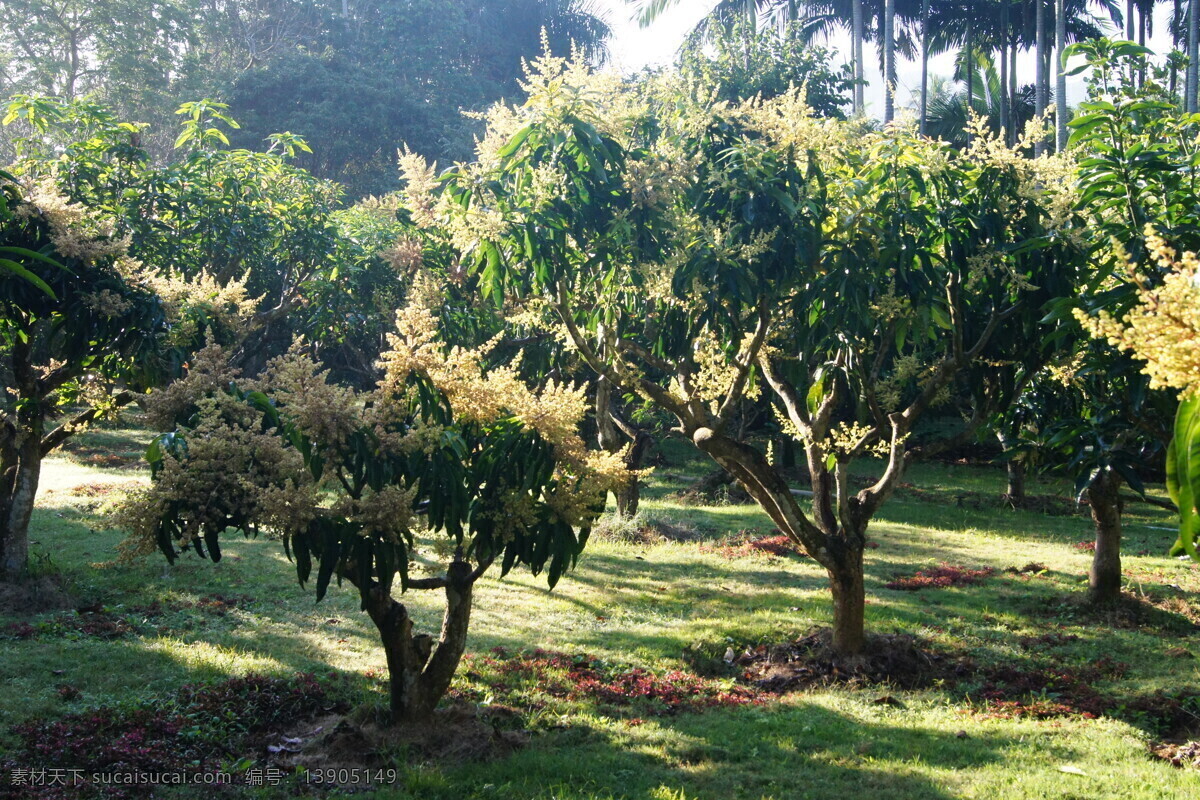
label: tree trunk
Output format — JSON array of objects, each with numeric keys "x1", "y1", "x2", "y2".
[
  {"x1": 363, "y1": 561, "x2": 473, "y2": 724},
  {"x1": 616, "y1": 430, "x2": 652, "y2": 517},
  {"x1": 999, "y1": 36, "x2": 1009, "y2": 137},
  {"x1": 1055, "y1": 0, "x2": 1067, "y2": 151},
  {"x1": 1035, "y1": 0, "x2": 1048, "y2": 155},
  {"x1": 1006, "y1": 459, "x2": 1026, "y2": 505},
  {"x1": 1009, "y1": 35, "x2": 1018, "y2": 145},
  {"x1": 920, "y1": 0, "x2": 930, "y2": 135},
  {"x1": 884, "y1": 0, "x2": 896, "y2": 123},
  {"x1": 690, "y1": 427, "x2": 867, "y2": 656},
  {"x1": 1, "y1": 420, "x2": 42, "y2": 580},
  {"x1": 1086, "y1": 470, "x2": 1124, "y2": 606},
  {"x1": 595, "y1": 372, "x2": 650, "y2": 517},
  {"x1": 1189, "y1": 0, "x2": 1200, "y2": 112},
  {"x1": 1138, "y1": 4, "x2": 1147, "y2": 86},
  {"x1": 965, "y1": 17, "x2": 974, "y2": 145},
  {"x1": 828, "y1": 545, "x2": 866, "y2": 656},
  {"x1": 995, "y1": 430, "x2": 1025, "y2": 505},
  {"x1": 853, "y1": 0, "x2": 865, "y2": 115}
]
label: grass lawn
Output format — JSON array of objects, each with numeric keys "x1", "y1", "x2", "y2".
[{"x1": 1, "y1": 417, "x2": 1198, "y2": 799}]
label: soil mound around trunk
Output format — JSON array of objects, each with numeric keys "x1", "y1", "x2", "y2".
[
  {"x1": 733, "y1": 629, "x2": 965, "y2": 692},
  {"x1": 0, "y1": 575, "x2": 73, "y2": 615},
  {"x1": 265, "y1": 703, "x2": 528, "y2": 777}
]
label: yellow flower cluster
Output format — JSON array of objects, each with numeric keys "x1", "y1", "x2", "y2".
[
  {"x1": 378, "y1": 300, "x2": 630, "y2": 528},
  {"x1": 82, "y1": 289, "x2": 134, "y2": 319},
  {"x1": 383, "y1": 236, "x2": 424, "y2": 273},
  {"x1": 1077, "y1": 228, "x2": 1200, "y2": 395},
  {"x1": 687, "y1": 328, "x2": 761, "y2": 412},
  {"x1": 16, "y1": 180, "x2": 130, "y2": 263},
  {"x1": 141, "y1": 268, "x2": 258, "y2": 345}
]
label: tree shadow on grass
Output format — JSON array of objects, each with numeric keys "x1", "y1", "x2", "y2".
[{"x1": 434, "y1": 701, "x2": 1005, "y2": 800}]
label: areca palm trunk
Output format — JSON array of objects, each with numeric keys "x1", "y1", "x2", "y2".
[
  {"x1": 1185, "y1": 0, "x2": 1195, "y2": 112},
  {"x1": 853, "y1": 0, "x2": 865, "y2": 115},
  {"x1": 884, "y1": 0, "x2": 896, "y2": 122},
  {"x1": 999, "y1": 0, "x2": 1010, "y2": 138},
  {"x1": 920, "y1": 0, "x2": 930, "y2": 134},
  {"x1": 965, "y1": 16, "x2": 974, "y2": 133},
  {"x1": 1009, "y1": 31, "x2": 1017, "y2": 144},
  {"x1": 1035, "y1": 0, "x2": 1048, "y2": 154},
  {"x1": 1056, "y1": 0, "x2": 1067, "y2": 150},
  {"x1": 1138, "y1": 1, "x2": 1146, "y2": 86}
]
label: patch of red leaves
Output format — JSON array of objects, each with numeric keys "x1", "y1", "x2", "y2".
[
  {"x1": 1073, "y1": 540, "x2": 1097, "y2": 552},
  {"x1": 885, "y1": 563, "x2": 994, "y2": 591},
  {"x1": 3, "y1": 611, "x2": 132, "y2": 641},
  {"x1": 452, "y1": 647, "x2": 760, "y2": 717},
  {"x1": 698, "y1": 534, "x2": 802, "y2": 560},
  {"x1": 3, "y1": 595, "x2": 252, "y2": 642},
  {"x1": 969, "y1": 658, "x2": 1132, "y2": 720}
]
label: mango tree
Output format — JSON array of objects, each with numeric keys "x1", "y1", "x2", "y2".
[
  {"x1": 1064, "y1": 39, "x2": 1199, "y2": 574},
  {"x1": 1, "y1": 98, "x2": 318, "y2": 581},
  {"x1": 115, "y1": 300, "x2": 627, "y2": 723},
  {"x1": 406, "y1": 54, "x2": 1085, "y2": 656},
  {"x1": 0, "y1": 173, "x2": 164, "y2": 578},
  {"x1": 5, "y1": 96, "x2": 345, "y2": 370}
]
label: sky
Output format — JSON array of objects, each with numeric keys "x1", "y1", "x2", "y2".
[{"x1": 593, "y1": 0, "x2": 1180, "y2": 117}]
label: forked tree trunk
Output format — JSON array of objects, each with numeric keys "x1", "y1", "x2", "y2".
[
  {"x1": 616, "y1": 430, "x2": 652, "y2": 517},
  {"x1": 691, "y1": 427, "x2": 868, "y2": 657},
  {"x1": 1087, "y1": 470, "x2": 1124, "y2": 606},
  {"x1": 596, "y1": 374, "x2": 651, "y2": 517},
  {"x1": 362, "y1": 561, "x2": 473, "y2": 724}
]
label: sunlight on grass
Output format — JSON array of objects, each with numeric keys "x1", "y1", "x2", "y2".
[
  {"x1": 139, "y1": 638, "x2": 290, "y2": 676},
  {"x1": 3, "y1": 434, "x2": 1199, "y2": 799}
]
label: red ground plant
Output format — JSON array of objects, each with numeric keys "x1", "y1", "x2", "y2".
[
  {"x1": 698, "y1": 534, "x2": 803, "y2": 560},
  {"x1": 886, "y1": 563, "x2": 995, "y2": 591},
  {"x1": 451, "y1": 647, "x2": 760, "y2": 716}
]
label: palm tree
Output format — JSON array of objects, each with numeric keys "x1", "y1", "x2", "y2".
[
  {"x1": 923, "y1": 57, "x2": 1037, "y2": 146},
  {"x1": 1056, "y1": 0, "x2": 1067, "y2": 150},
  {"x1": 1190, "y1": 0, "x2": 1199, "y2": 111},
  {"x1": 1036, "y1": 0, "x2": 1049, "y2": 153},
  {"x1": 884, "y1": 0, "x2": 896, "y2": 120},
  {"x1": 919, "y1": 0, "x2": 930, "y2": 132}
]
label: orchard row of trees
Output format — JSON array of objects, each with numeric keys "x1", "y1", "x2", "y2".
[{"x1": 3, "y1": 36, "x2": 1199, "y2": 723}]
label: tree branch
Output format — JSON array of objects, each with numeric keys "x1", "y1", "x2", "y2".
[{"x1": 40, "y1": 390, "x2": 138, "y2": 457}]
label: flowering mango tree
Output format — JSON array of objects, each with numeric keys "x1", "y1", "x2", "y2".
[
  {"x1": 404, "y1": 54, "x2": 1086, "y2": 656},
  {"x1": 1060, "y1": 39, "x2": 1200, "y2": 588},
  {"x1": 116, "y1": 294, "x2": 627, "y2": 723},
  {"x1": 0, "y1": 173, "x2": 167, "y2": 579}
]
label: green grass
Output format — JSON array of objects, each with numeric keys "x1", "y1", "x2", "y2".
[{"x1": 2, "y1": 419, "x2": 1199, "y2": 798}]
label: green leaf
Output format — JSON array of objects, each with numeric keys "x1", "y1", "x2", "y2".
[
  {"x1": 315, "y1": 529, "x2": 340, "y2": 602},
  {"x1": 294, "y1": 534, "x2": 312, "y2": 586},
  {"x1": 0, "y1": 259, "x2": 56, "y2": 299}
]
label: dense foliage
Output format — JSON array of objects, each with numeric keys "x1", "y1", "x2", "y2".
[
  {"x1": 114, "y1": 294, "x2": 628, "y2": 721},
  {"x1": 0, "y1": 0, "x2": 612, "y2": 196},
  {"x1": 405, "y1": 51, "x2": 1087, "y2": 654}
]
